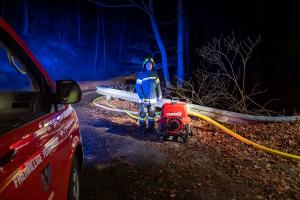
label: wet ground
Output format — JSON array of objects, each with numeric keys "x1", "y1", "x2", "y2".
[{"x1": 75, "y1": 91, "x2": 300, "y2": 200}]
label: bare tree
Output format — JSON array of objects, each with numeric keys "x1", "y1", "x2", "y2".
[
  {"x1": 166, "y1": 34, "x2": 274, "y2": 115},
  {"x1": 77, "y1": 0, "x2": 81, "y2": 42},
  {"x1": 23, "y1": 0, "x2": 29, "y2": 36},
  {"x1": 1, "y1": 1, "x2": 6, "y2": 17},
  {"x1": 197, "y1": 34, "x2": 271, "y2": 113},
  {"x1": 90, "y1": 0, "x2": 171, "y2": 86},
  {"x1": 110, "y1": 79, "x2": 135, "y2": 92},
  {"x1": 101, "y1": 8, "x2": 107, "y2": 75},
  {"x1": 183, "y1": 8, "x2": 190, "y2": 80},
  {"x1": 177, "y1": 0, "x2": 184, "y2": 87},
  {"x1": 94, "y1": 10, "x2": 100, "y2": 79}
]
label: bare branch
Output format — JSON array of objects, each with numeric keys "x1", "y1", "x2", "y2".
[
  {"x1": 90, "y1": 0, "x2": 136, "y2": 8},
  {"x1": 89, "y1": 0, "x2": 151, "y2": 15},
  {"x1": 128, "y1": 0, "x2": 151, "y2": 14},
  {"x1": 190, "y1": 34, "x2": 275, "y2": 115}
]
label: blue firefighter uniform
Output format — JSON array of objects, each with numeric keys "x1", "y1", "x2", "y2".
[{"x1": 136, "y1": 69, "x2": 162, "y2": 131}]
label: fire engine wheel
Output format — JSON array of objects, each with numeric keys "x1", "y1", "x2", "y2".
[{"x1": 68, "y1": 156, "x2": 80, "y2": 200}]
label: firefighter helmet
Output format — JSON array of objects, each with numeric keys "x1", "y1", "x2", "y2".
[{"x1": 143, "y1": 57, "x2": 155, "y2": 69}]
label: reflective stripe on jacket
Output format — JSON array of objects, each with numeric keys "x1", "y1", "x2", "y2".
[
  {"x1": 135, "y1": 70, "x2": 162, "y2": 101},
  {"x1": 138, "y1": 98, "x2": 157, "y2": 104}
]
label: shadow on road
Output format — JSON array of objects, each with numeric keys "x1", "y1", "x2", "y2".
[{"x1": 91, "y1": 117, "x2": 162, "y2": 142}]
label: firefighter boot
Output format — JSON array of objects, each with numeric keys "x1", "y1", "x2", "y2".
[
  {"x1": 148, "y1": 120, "x2": 157, "y2": 134},
  {"x1": 139, "y1": 120, "x2": 146, "y2": 134},
  {"x1": 148, "y1": 106, "x2": 157, "y2": 134},
  {"x1": 139, "y1": 104, "x2": 147, "y2": 134}
]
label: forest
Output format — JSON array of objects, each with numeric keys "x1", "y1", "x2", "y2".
[
  {"x1": 1, "y1": 1, "x2": 300, "y2": 199},
  {"x1": 1, "y1": 0, "x2": 300, "y2": 114}
]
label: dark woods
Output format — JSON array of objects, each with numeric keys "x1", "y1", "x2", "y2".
[{"x1": 1, "y1": 0, "x2": 300, "y2": 114}]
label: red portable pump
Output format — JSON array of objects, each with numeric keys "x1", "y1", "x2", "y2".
[{"x1": 158, "y1": 100, "x2": 192, "y2": 142}]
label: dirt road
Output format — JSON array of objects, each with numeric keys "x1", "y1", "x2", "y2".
[{"x1": 75, "y1": 91, "x2": 300, "y2": 200}]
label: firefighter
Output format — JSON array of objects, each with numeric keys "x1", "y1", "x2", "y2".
[{"x1": 136, "y1": 57, "x2": 162, "y2": 133}]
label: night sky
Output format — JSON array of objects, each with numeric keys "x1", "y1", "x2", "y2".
[{"x1": 1, "y1": 0, "x2": 300, "y2": 113}]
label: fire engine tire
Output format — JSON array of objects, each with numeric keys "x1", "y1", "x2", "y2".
[{"x1": 67, "y1": 156, "x2": 80, "y2": 200}]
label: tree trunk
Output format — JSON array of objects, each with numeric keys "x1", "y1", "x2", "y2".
[
  {"x1": 177, "y1": 0, "x2": 184, "y2": 87},
  {"x1": 101, "y1": 9, "x2": 106, "y2": 77},
  {"x1": 1, "y1": 1, "x2": 6, "y2": 17},
  {"x1": 23, "y1": 0, "x2": 29, "y2": 36},
  {"x1": 77, "y1": 0, "x2": 81, "y2": 42},
  {"x1": 94, "y1": 10, "x2": 100, "y2": 80},
  {"x1": 118, "y1": 17, "x2": 126, "y2": 60},
  {"x1": 184, "y1": 8, "x2": 190, "y2": 78},
  {"x1": 148, "y1": 0, "x2": 170, "y2": 87}
]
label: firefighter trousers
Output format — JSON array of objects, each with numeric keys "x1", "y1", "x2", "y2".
[{"x1": 139, "y1": 103, "x2": 156, "y2": 129}]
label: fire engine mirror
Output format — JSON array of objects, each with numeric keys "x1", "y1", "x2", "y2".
[{"x1": 56, "y1": 80, "x2": 82, "y2": 104}]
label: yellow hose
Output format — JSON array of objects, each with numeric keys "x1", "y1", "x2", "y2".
[
  {"x1": 188, "y1": 111, "x2": 300, "y2": 161},
  {"x1": 92, "y1": 97, "x2": 148, "y2": 120},
  {"x1": 92, "y1": 96, "x2": 300, "y2": 161}
]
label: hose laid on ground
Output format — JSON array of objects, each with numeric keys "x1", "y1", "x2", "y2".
[
  {"x1": 92, "y1": 98, "x2": 139, "y2": 116},
  {"x1": 92, "y1": 97, "x2": 161, "y2": 120},
  {"x1": 188, "y1": 111, "x2": 300, "y2": 161},
  {"x1": 92, "y1": 97, "x2": 300, "y2": 161}
]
